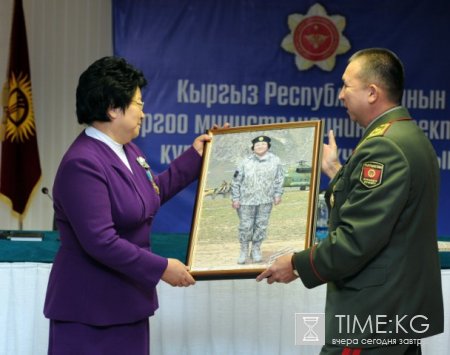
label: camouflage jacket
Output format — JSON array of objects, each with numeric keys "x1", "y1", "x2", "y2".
[{"x1": 231, "y1": 151, "x2": 284, "y2": 205}]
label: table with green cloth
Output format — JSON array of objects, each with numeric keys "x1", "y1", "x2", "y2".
[
  {"x1": 1, "y1": 231, "x2": 449, "y2": 355},
  {"x1": 0, "y1": 231, "x2": 448, "y2": 267},
  {"x1": 0, "y1": 230, "x2": 190, "y2": 263}
]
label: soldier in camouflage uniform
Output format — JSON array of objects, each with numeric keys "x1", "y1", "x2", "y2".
[{"x1": 231, "y1": 135, "x2": 284, "y2": 264}]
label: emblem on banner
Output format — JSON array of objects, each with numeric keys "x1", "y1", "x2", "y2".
[
  {"x1": 360, "y1": 162, "x2": 384, "y2": 188},
  {"x1": 3, "y1": 72, "x2": 36, "y2": 143},
  {"x1": 281, "y1": 3, "x2": 351, "y2": 71}
]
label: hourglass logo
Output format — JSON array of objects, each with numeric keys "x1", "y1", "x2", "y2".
[{"x1": 295, "y1": 313, "x2": 325, "y2": 345}]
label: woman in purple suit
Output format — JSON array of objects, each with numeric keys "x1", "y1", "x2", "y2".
[{"x1": 44, "y1": 56, "x2": 210, "y2": 354}]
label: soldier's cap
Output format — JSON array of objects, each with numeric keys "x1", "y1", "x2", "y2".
[{"x1": 251, "y1": 135, "x2": 271, "y2": 145}]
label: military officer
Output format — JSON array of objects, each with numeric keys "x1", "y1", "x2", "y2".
[{"x1": 257, "y1": 48, "x2": 443, "y2": 354}]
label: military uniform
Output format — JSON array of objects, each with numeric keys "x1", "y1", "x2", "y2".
[
  {"x1": 231, "y1": 151, "x2": 284, "y2": 206},
  {"x1": 231, "y1": 149, "x2": 284, "y2": 262},
  {"x1": 292, "y1": 107, "x2": 444, "y2": 350}
]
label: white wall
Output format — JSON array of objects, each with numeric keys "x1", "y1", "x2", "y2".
[{"x1": 0, "y1": 0, "x2": 113, "y2": 230}]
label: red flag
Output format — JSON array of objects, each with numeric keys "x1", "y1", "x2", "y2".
[{"x1": 1, "y1": 0, "x2": 41, "y2": 216}]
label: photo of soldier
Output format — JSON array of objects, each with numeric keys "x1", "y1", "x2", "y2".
[{"x1": 231, "y1": 135, "x2": 285, "y2": 264}]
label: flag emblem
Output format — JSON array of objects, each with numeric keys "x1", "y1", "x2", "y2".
[
  {"x1": 4, "y1": 72, "x2": 35, "y2": 143},
  {"x1": 0, "y1": 0, "x2": 41, "y2": 217},
  {"x1": 360, "y1": 162, "x2": 384, "y2": 188}
]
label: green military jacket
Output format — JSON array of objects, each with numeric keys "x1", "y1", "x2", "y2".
[{"x1": 293, "y1": 107, "x2": 443, "y2": 347}]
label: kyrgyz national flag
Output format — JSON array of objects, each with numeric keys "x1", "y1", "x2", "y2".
[{"x1": 0, "y1": 0, "x2": 41, "y2": 216}]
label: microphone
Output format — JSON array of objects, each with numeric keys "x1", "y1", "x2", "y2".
[
  {"x1": 41, "y1": 187, "x2": 57, "y2": 231},
  {"x1": 41, "y1": 187, "x2": 53, "y2": 202}
]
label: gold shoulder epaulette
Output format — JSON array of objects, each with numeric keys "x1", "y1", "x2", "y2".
[{"x1": 366, "y1": 122, "x2": 392, "y2": 139}]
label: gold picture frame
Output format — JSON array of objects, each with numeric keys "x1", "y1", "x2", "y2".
[{"x1": 187, "y1": 121, "x2": 323, "y2": 279}]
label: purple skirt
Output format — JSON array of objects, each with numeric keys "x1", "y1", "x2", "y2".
[{"x1": 48, "y1": 318, "x2": 149, "y2": 355}]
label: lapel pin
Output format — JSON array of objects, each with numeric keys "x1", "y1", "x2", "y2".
[{"x1": 136, "y1": 156, "x2": 160, "y2": 195}]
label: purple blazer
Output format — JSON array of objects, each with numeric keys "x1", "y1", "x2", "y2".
[{"x1": 44, "y1": 131, "x2": 201, "y2": 326}]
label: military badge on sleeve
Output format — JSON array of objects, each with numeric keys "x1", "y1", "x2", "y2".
[{"x1": 360, "y1": 161, "x2": 384, "y2": 188}]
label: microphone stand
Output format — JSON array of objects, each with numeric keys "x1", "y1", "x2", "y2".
[{"x1": 41, "y1": 187, "x2": 57, "y2": 231}]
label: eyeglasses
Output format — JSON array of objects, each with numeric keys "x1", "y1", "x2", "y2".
[{"x1": 131, "y1": 99, "x2": 145, "y2": 110}]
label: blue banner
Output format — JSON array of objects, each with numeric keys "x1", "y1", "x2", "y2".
[{"x1": 113, "y1": 0, "x2": 450, "y2": 236}]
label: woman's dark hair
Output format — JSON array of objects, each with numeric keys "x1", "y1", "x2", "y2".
[{"x1": 76, "y1": 56, "x2": 147, "y2": 124}]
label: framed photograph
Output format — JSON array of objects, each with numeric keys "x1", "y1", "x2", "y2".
[{"x1": 187, "y1": 121, "x2": 323, "y2": 279}]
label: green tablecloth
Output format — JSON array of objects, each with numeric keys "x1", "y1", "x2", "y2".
[
  {"x1": 0, "y1": 230, "x2": 448, "y2": 268},
  {"x1": 0, "y1": 231, "x2": 189, "y2": 263}
]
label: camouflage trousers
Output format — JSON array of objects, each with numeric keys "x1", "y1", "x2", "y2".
[{"x1": 237, "y1": 203, "x2": 273, "y2": 242}]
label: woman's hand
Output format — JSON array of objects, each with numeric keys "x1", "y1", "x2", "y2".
[
  {"x1": 192, "y1": 134, "x2": 211, "y2": 156},
  {"x1": 161, "y1": 258, "x2": 196, "y2": 287},
  {"x1": 192, "y1": 123, "x2": 230, "y2": 156}
]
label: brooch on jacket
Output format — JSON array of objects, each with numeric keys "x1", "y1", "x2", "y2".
[{"x1": 136, "y1": 156, "x2": 160, "y2": 195}]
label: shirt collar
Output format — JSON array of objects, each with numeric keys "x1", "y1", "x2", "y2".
[{"x1": 366, "y1": 106, "x2": 403, "y2": 130}]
